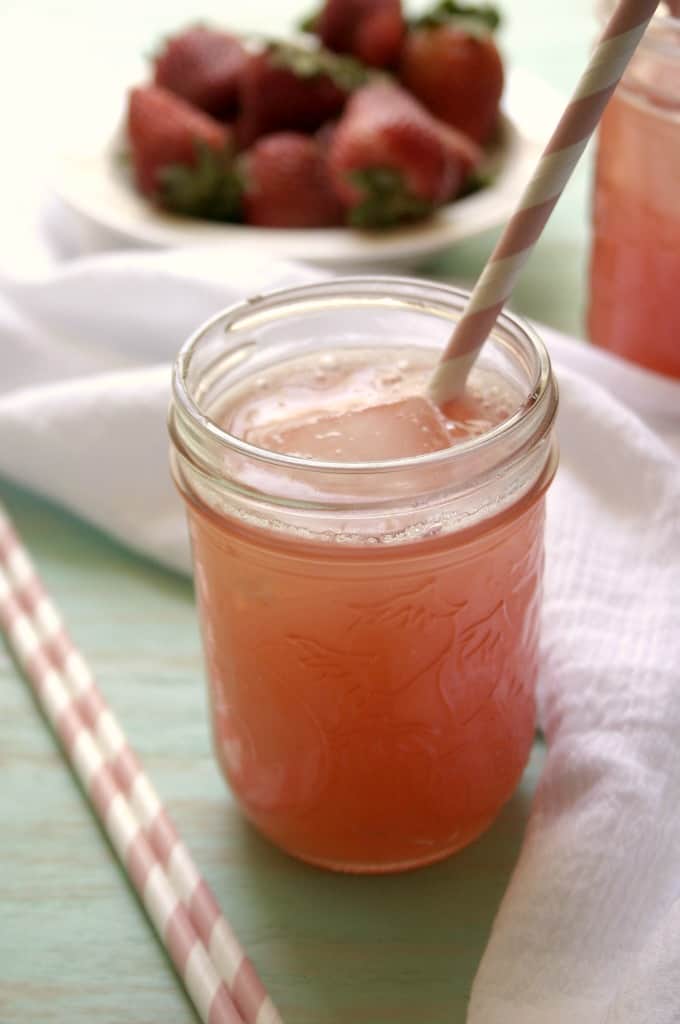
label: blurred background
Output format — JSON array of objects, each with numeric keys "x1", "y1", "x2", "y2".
[{"x1": 0, "y1": 0, "x2": 594, "y2": 334}]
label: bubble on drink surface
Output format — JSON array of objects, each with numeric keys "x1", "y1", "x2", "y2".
[
  {"x1": 480, "y1": 386, "x2": 500, "y2": 404},
  {"x1": 379, "y1": 370, "x2": 403, "y2": 387},
  {"x1": 255, "y1": 377, "x2": 268, "y2": 390},
  {"x1": 476, "y1": 383, "x2": 513, "y2": 420},
  {"x1": 445, "y1": 415, "x2": 495, "y2": 440},
  {"x1": 397, "y1": 359, "x2": 410, "y2": 371},
  {"x1": 319, "y1": 354, "x2": 338, "y2": 369}
]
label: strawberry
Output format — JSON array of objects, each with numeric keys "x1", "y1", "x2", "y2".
[
  {"x1": 439, "y1": 124, "x2": 484, "y2": 195},
  {"x1": 127, "y1": 85, "x2": 240, "y2": 219},
  {"x1": 399, "y1": 2, "x2": 504, "y2": 145},
  {"x1": 327, "y1": 81, "x2": 477, "y2": 227},
  {"x1": 153, "y1": 26, "x2": 248, "y2": 118},
  {"x1": 236, "y1": 44, "x2": 367, "y2": 148},
  {"x1": 311, "y1": 0, "x2": 406, "y2": 68},
  {"x1": 241, "y1": 133, "x2": 344, "y2": 228}
]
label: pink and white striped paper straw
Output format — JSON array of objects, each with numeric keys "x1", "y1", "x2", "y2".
[
  {"x1": 429, "y1": 0, "x2": 662, "y2": 404},
  {"x1": 0, "y1": 505, "x2": 282, "y2": 1024}
]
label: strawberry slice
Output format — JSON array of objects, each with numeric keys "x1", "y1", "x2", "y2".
[
  {"x1": 400, "y1": 2, "x2": 504, "y2": 144},
  {"x1": 153, "y1": 26, "x2": 248, "y2": 117},
  {"x1": 311, "y1": 0, "x2": 406, "y2": 68},
  {"x1": 327, "y1": 81, "x2": 478, "y2": 227},
  {"x1": 127, "y1": 85, "x2": 239, "y2": 219},
  {"x1": 241, "y1": 133, "x2": 344, "y2": 228}
]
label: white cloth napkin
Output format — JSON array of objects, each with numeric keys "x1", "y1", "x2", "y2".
[
  {"x1": 2, "y1": 249, "x2": 680, "y2": 1022},
  {"x1": 470, "y1": 369, "x2": 680, "y2": 1024},
  {"x1": 0, "y1": 250, "x2": 326, "y2": 571}
]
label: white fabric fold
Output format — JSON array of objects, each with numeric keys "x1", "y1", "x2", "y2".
[
  {"x1": 2, "y1": 250, "x2": 680, "y2": 1022},
  {"x1": 0, "y1": 251, "x2": 325, "y2": 570},
  {"x1": 469, "y1": 367, "x2": 680, "y2": 1023}
]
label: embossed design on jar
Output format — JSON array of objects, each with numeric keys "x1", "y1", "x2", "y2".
[
  {"x1": 509, "y1": 538, "x2": 544, "y2": 660},
  {"x1": 347, "y1": 578, "x2": 466, "y2": 631},
  {"x1": 281, "y1": 578, "x2": 468, "y2": 705},
  {"x1": 212, "y1": 690, "x2": 330, "y2": 815},
  {"x1": 286, "y1": 634, "x2": 377, "y2": 684},
  {"x1": 438, "y1": 598, "x2": 513, "y2": 722}
]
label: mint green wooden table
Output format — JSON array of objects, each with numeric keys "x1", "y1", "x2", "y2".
[{"x1": 0, "y1": 2, "x2": 594, "y2": 1020}]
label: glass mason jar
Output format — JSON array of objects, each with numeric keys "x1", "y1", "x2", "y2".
[
  {"x1": 169, "y1": 277, "x2": 558, "y2": 874},
  {"x1": 588, "y1": 2, "x2": 680, "y2": 378}
]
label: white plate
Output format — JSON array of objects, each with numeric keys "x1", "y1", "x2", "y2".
[{"x1": 51, "y1": 68, "x2": 562, "y2": 268}]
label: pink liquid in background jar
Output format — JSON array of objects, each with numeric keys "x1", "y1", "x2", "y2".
[
  {"x1": 169, "y1": 279, "x2": 558, "y2": 873},
  {"x1": 588, "y1": 5, "x2": 680, "y2": 378}
]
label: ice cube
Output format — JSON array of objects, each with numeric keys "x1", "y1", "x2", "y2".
[{"x1": 247, "y1": 396, "x2": 452, "y2": 461}]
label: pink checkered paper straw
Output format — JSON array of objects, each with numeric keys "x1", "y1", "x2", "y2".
[
  {"x1": 0, "y1": 506, "x2": 282, "y2": 1024},
  {"x1": 429, "y1": 0, "x2": 662, "y2": 404}
]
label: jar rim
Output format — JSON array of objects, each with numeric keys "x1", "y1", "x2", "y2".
[{"x1": 171, "y1": 276, "x2": 557, "y2": 477}]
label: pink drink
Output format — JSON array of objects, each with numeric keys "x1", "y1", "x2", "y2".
[
  {"x1": 170, "y1": 279, "x2": 558, "y2": 873},
  {"x1": 228, "y1": 348, "x2": 520, "y2": 457},
  {"x1": 589, "y1": 7, "x2": 680, "y2": 378}
]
